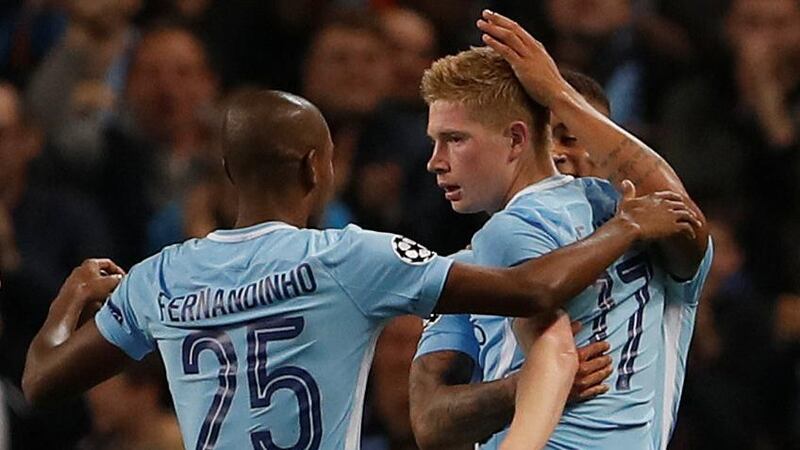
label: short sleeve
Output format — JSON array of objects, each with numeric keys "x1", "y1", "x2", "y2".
[
  {"x1": 472, "y1": 212, "x2": 560, "y2": 268},
  {"x1": 580, "y1": 177, "x2": 620, "y2": 228},
  {"x1": 95, "y1": 265, "x2": 155, "y2": 360},
  {"x1": 415, "y1": 314, "x2": 482, "y2": 381},
  {"x1": 315, "y1": 225, "x2": 454, "y2": 320},
  {"x1": 665, "y1": 237, "x2": 714, "y2": 306}
]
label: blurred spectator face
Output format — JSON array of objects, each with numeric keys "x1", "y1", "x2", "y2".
[
  {"x1": 707, "y1": 218, "x2": 744, "y2": 284},
  {"x1": 551, "y1": 97, "x2": 610, "y2": 177},
  {"x1": 726, "y1": 0, "x2": 800, "y2": 55},
  {"x1": 546, "y1": 0, "x2": 631, "y2": 37},
  {"x1": 303, "y1": 24, "x2": 390, "y2": 117},
  {"x1": 126, "y1": 29, "x2": 217, "y2": 142},
  {"x1": 380, "y1": 8, "x2": 437, "y2": 102},
  {"x1": 0, "y1": 84, "x2": 41, "y2": 185},
  {"x1": 68, "y1": 0, "x2": 142, "y2": 36},
  {"x1": 173, "y1": 0, "x2": 211, "y2": 19},
  {"x1": 371, "y1": 316, "x2": 423, "y2": 445}
]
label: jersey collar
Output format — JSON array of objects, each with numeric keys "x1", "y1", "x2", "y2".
[
  {"x1": 206, "y1": 221, "x2": 297, "y2": 243},
  {"x1": 505, "y1": 174, "x2": 575, "y2": 209}
]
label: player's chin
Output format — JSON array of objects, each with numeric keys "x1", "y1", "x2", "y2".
[{"x1": 450, "y1": 199, "x2": 480, "y2": 214}]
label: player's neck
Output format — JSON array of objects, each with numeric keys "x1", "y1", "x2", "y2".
[
  {"x1": 500, "y1": 152, "x2": 558, "y2": 210},
  {"x1": 235, "y1": 194, "x2": 311, "y2": 229}
]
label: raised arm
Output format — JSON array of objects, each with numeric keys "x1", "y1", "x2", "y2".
[
  {"x1": 477, "y1": 10, "x2": 708, "y2": 279},
  {"x1": 22, "y1": 259, "x2": 130, "y2": 406},
  {"x1": 435, "y1": 185, "x2": 698, "y2": 317}
]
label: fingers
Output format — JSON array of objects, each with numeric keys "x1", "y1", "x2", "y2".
[
  {"x1": 574, "y1": 383, "x2": 610, "y2": 401},
  {"x1": 677, "y1": 222, "x2": 698, "y2": 241},
  {"x1": 477, "y1": 19, "x2": 525, "y2": 59},
  {"x1": 481, "y1": 33, "x2": 522, "y2": 62},
  {"x1": 578, "y1": 353, "x2": 612, "y2": 375},
  {"x1": 570, "y1": 320, "x2": 582, "y2": 335},
  {"x1": 577, "y1": 340, "x2": 610, "y2": 362},
  {"x1": 83, "y1": 258, "x2": 126, "y2": 276},
  {"x1": 95, "y1": 275, "x2": 122, "y2": 294},
  {"x1": 651, "y1": 191, "x2": 684, "y2": 202},
  {"x1": 482, "y1": 9, "x2": 519, "y2": 30},
  {"x1": 621, "y1": 179, "x2": 636, "y2": 200}
]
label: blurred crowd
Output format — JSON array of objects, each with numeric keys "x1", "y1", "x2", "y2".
[{"x1": 0, "y1": 0, "x2": 798, "y2": 449}]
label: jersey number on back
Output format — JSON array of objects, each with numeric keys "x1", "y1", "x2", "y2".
[
  {"x1": 182, "y1": 317, "x2": 322, "y2": 450},
  {"x1": 591, "y1": 253, "x2": 653, "y2": 391}
]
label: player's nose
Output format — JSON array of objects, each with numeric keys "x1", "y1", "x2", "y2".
[{"x1": 427, "y1": 144, "x2": 449, "y2": 174}]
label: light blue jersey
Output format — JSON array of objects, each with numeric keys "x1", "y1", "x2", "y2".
[
  {"x1": 652, "y1": 240, "x2": 713, "y2": 450},
  {"x1": 417, "y1": 250, "x2": 483, "y2": 383},
  {"x1": 416, "y1": 174, "x2": 677, "y2": 449},
  {"x1": 95, "y1": 222, "x2": 453, "y2": 450}
]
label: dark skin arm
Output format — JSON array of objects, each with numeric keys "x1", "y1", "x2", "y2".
[
  {"x1": 22, "y1": 259, "x2": 131, "y2": 407},
  {"x1": 477, "y1": 10, "x2": 709, "y2": 280},
  {"x1": 434, "y1": 185, "x2": 698, "y2": 317},
  {"x1": 410, "y1": 351, "x2": 516, "y2": 450},
  {"x1": 410, "y1": 323, "x2": 611, "y2": 449},
  {"x1": 21, "y1": 190, "x2": 692, "y2": 408}
]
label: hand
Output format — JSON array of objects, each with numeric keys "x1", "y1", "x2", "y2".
[
  {"x1": 616, "y1": 180, "x2": 699, "y2": 241},
  {"x1": 58, "y1": 259, "x2": 125, "y2": 308},
  {"x1": 568, "y1": 321, "x2": 612, "y2": 403},
  {"x1": 476, "y1": 10, "x2": 568, "y2": 107}
]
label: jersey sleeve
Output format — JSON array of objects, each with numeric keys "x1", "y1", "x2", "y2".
[
  {"x1": 94, "y1": 264, "x2": 156, "y2": 360},
  {"x1": 580, "y1": 177, "x2": 620, "y2": 228},
  {"x1": 315, "y1": 225, "x2": 454, "y2": 321},
  {"x1": 415, "y1": 314, "x2": 481, "y2": 369},
  {"x1": 665, "y1": 237, "x2": 714, "y2": 306},
  {"x1": 471, "y1": 211, "x2": 560, "y2": 268}
]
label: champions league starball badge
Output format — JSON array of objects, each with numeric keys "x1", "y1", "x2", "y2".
[{"x1": 391, "y1": 235, "x2": 436, "y2": 265}]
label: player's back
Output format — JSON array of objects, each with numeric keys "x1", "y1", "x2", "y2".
[
  {"x1": 94, "y1": 221, "x2": 452, "y2": 450},
  {"x1": 470, "y1": 175, "x2": 667, "y2": 449}
]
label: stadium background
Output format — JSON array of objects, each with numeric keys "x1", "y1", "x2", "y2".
[{"x1": 0, "y1": 0, "x2": 797, "y2": 448}]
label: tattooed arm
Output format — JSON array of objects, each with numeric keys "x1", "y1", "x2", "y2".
[{"x1": 477, "y1": 10, "x2": 708, "y2": 279}]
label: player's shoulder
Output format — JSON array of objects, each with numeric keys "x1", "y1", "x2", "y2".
[
  {"x1": 480, "y1": 194, "x2": 556, "y2": 241},
  {"x1": 314, "y1": 224, "x2": 441, "y2": 266},
  {"x1": 574, "y1": 176, "x2": 620, "y2": 202}
]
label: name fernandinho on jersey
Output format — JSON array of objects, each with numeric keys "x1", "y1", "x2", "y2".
[{"x1": 157, "y1": 263, "x2": 317, "y2": 323}]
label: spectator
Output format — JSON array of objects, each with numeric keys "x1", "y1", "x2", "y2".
[
  {"x1": 302, "y1": 9, "x2": 390, "y2": 125},
  {"x1": 657, "y1": 0, "x2": 800, "y2": 292},
  {"x1": 368, "y1": 316, "x2": 424, "y2": 450},
  {"x1": 146, "y1": 155, "x2": 236, "y2": 252},
  {"x1": 673, "y1": 213, "x2": 796, "y2": 450},
  {"x1": 39, "y1": 24, "x2": 220, "y2": 267},
  {"x1": 0, "y1": 0, "x2": 69, "y2": 86},
  {"x1": 79, "y1": 355, "x2": 183, "y2": 450},
  {"x1": 0, "y1": 81, "x2": 109, "y2": 450},
  {"x1": 301, "y1": 10, "x2": 391, "y2": 229},
  {"x1": 26, "y1": 0, "x2": 142, "y2": 170}
]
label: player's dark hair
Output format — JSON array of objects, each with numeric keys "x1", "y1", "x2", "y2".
[{"x1": 560, "y1": 69, "x2": 611, "y2": 113}]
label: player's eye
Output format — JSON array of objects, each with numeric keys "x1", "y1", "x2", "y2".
[
  {"x1": 559, "y1": 136, "x2": 578, "y2": 147},
  {"x1": 447, "y1": 134, "x2": 466, "y2": 144}
]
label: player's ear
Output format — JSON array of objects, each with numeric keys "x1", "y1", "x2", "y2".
[
  {"x1": 301, "y1": 149, "x2": 319, "y2": 192},
  {"x1": 508, "y1": 121, "x2": 529, "y2": 161}
]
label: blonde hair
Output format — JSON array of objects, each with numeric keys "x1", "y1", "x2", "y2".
[{"x1": 421, "y1": 46, "x2": 548, "y2": 138}]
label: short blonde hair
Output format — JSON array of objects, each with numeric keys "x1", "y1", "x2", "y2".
[{"x1": 421, "y1": 46, "x2": 548, "y2": 138}]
